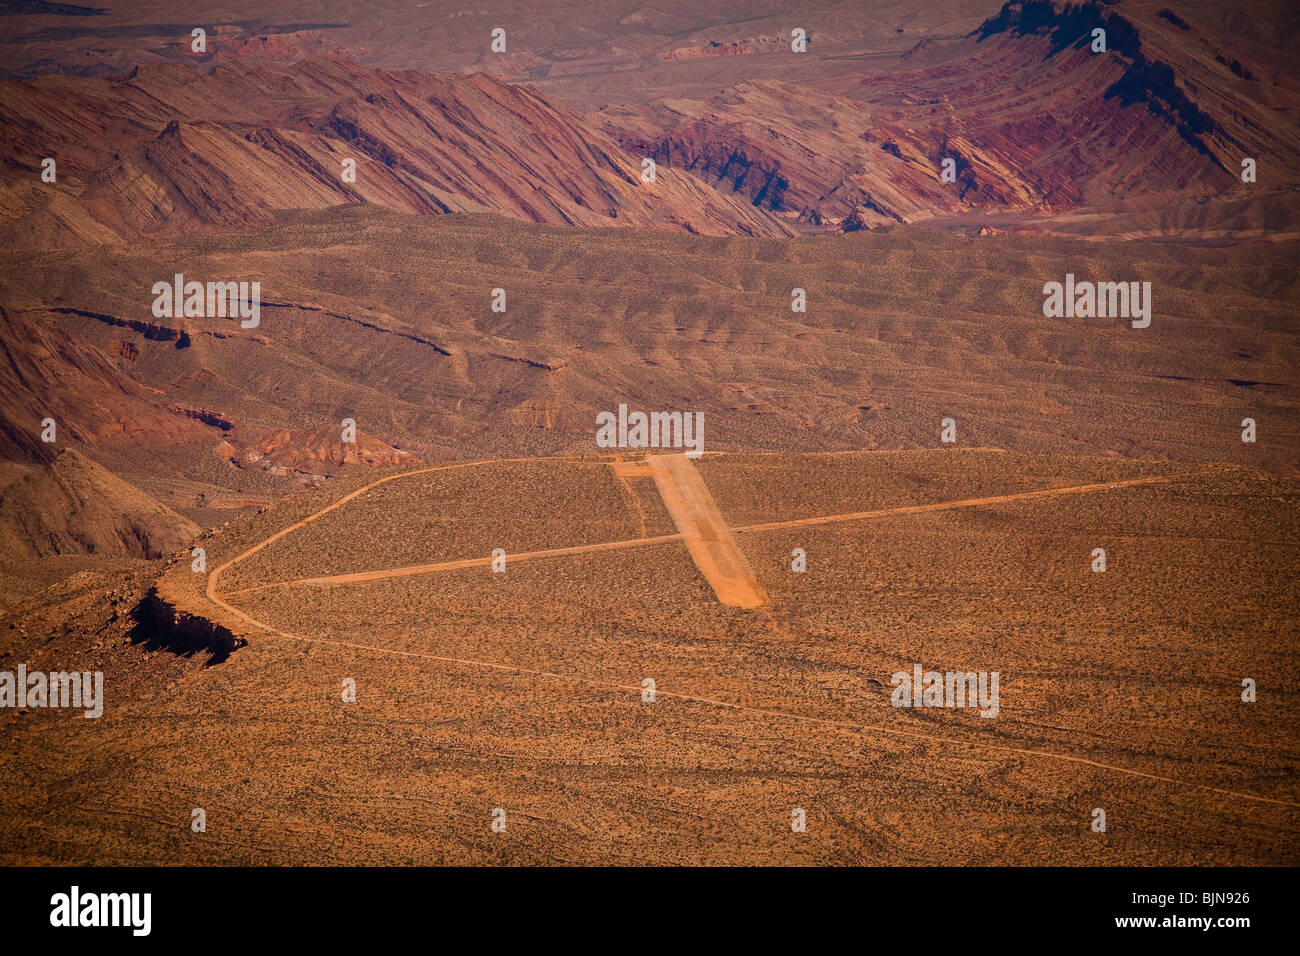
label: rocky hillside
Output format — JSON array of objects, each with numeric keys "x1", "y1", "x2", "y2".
[
  {"x1": 0, "y1": 57, "x2": 795, "y2": 251},
  {"x1": 0, "y1": 448, "x2": 199, "y2": 560},
  {"x1": 598, "y1": 0, "x2": 1300, "y2": 231}
]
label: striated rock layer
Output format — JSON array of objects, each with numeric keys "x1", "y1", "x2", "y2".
[{"x1": 0, "y1": 57, "x2": 796, "y2": 251}]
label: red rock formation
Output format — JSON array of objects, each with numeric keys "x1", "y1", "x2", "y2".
[
  {"x1": 0, "y1": 57, "x2": 796, "y2": 248},
  {"x1": 598, "y1": 0, "x2": 1300, "y2": 232},
  {"x1": 0, "y1": 306, "x2": 210, "y2": 462},
  {"x1": 250, "y1": 426, "x2": 420, "y2": 475}
]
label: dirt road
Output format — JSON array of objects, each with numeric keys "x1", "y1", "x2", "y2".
[
  {"x1": 734, "y1": 473, "x2": 1184, "y2": 533},
  {"x1": 220, "y1": 468, "x2": 1195, "y2": 598},
  {"x1": 224, "y1": 532, "x2": 683, "y2": 595}
]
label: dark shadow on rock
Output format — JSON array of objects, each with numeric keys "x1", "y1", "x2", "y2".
[{"x1": 129, "y1": 588, "x2": 246, "y2": 666}]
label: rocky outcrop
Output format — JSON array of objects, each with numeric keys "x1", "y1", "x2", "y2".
[
  {"x1": 133, "y1": 585, "x2": 246, "y2": 662},
  {"x1": 48, "y1": 306, "x2": 189, "y2": 345},
  {"x1": 249, "y1": 425, "x2": 420, "y2": 474}
]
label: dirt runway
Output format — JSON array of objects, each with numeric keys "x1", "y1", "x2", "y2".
[{"x1": 647, "y1": 454, "x2": 769, "y2": 609}]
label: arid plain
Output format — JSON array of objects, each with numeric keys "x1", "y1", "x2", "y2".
[
  {"x1": 1, "y1": 0, "x2": 1297, "y2": 865},
  {"x1": 3, "y1": 449, "x2": 1296, "y2": 864}
]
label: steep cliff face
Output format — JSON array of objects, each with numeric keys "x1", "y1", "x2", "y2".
[{"x1": 134, "y1": 585, "x2": 246, "y2": 662}]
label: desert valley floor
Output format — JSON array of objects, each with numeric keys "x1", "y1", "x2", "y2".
[{"x1": 2, "y1": 448, "x2": 1295, "y2": 864}]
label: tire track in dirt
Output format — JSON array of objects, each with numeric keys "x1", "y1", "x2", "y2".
[
  {"x1": 223, "y1": 532, "x2": 684, "y2": 595},
  {"x1": 214, "y1": 624, "x2": 1300, "y2": 810},
  {"x1": 610, "y1": 457, "x2": 652, "y2": 538},
  {"x1": 732, "y1": 473, "x2": 1189, "y2": 534}
]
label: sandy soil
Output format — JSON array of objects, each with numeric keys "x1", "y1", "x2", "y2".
[{"x1": 3, "y1": 449, "x2": 1292, "y2": 865}]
